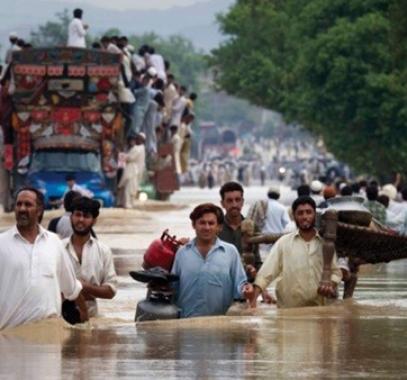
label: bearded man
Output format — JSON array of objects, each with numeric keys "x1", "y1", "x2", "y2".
[
  {"x1": 63, "y1": 197, "x2": 117, "y2": 318},
  {"x1": 249, "y1": 196, "x2": 342, "y2": 308},
  {"x1": 0, "y1": 187, "x2": 87, "y2": 329}
]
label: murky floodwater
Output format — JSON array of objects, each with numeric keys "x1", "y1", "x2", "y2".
[{"x1": 1, "y1": 186, "x2": 407, "y2": 379}]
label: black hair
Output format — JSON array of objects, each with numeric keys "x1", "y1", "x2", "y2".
[
  {"x1": 366, "y1": 185, "x2": 379, "y2": 201},
  {"x1": 189, "y1": 203, "x2": 224, "y2": 224},
  {"x1": 73, "y1": 8, "x2": 83, "y2": 18},
  {"x1": 351, "y1": 182, "x2": 360, "y2": 194},
  {"x1": 164, "y1": 60, "x2": 170, "y2": 70},
  {"x1": 138, "y1": 44, "x2": 149, "y2": 56},
  {"x1": 63, "y1": 190, "x2": 81, "y2": 212},
  {"x1": 15, "y1": 187, "x2": 45, "y2": 222},
  {"x1": 16, "y1": 186, "x2": 45, "y2": 209},
  {"x1": 267, "y1": 191, "x2": 280, "y2": 200},
  {"x1": 154, "y1": 92, "x2": 165, "y2": 107},
  {"x1": 297, "y1": 184, "x2": 311, "y2": 197},
  {"x1": 377, "y1": 194, "x2": 389, "y2": 208},
  {"x1": 71, "y1": 197, "x2": 100, "y2": 218},
  {"x1": 65, "y1": 174, "x2": 76, "y2": 181},
  {"x1": 402, "y1": 187, "x2": 407, "y2": 201},
  {"x1": 340, "y1": 185, "x2": 353, "y2": 196},
  {"x1": 152, "y1": 78, "x2": 165, "y2": 91},
  {"x1": 219, "y1": 181, "x2": 244, "y2": 200},
  {"x1": 292, "y1": 196, "x2": 316, "y2": 213},
  {"x1": 358, "y1": 179, "x2": 368, "y2": 188}
]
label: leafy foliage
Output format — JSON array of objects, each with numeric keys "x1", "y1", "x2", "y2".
[
  {"x1": 30, "y1": 9, "x2": 71, "y2": 47},
  {"x1": 212, "y1": 0, "x2": 407, "y2": 177}
]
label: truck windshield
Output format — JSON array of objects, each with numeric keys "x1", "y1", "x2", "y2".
[{"x1": 30, "y1": 151, "x2": 101, "y2": 173}]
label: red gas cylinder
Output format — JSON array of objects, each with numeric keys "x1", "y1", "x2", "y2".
[{"x1": 143, "y1": 230, "x2": 182, "y2": 271}]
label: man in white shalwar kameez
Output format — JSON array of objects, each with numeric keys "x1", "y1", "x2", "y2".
[{"x1": 118, "y1": 133, "x2": 146, "y2": 208}]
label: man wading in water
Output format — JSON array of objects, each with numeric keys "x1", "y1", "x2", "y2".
[
  {"x1": 248, "y1": 196, "x2": 341, "y2": 308},
  {"x1": 0, "y1": 188, "x2": 88, "y2": 329},
  {"x1": 171, "y1": 203, "x2": 253, "y2": 317}
]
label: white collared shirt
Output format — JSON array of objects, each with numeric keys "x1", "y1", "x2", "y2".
[
  {"x1": 0, "y1": 226, "x2": 82, "y2": 330},
  {"x1": 64, "y1": 236, "x2": 117, "y2": 317}
]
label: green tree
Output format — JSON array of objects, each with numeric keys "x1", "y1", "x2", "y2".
[
  {"x1": 212, "y1": 0, "x2": 407, "y2": 178},
  {"x1": 30, "y1": 9, "x2": 71, "y2": 47}
]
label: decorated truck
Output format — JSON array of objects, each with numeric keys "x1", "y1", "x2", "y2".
[{"x1": 2, "y1": 47, "x2": 123, "y2": 209}]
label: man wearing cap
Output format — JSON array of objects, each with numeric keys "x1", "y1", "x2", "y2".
[
  {"x1": 310, "y1": 180, "x2": 324, "y2": 206},
  {"x1": 118, "y1": 133, "x2": 146, "y2": 208},
  {"x1": 63, "y1": 197, "x2": 117, "y2": 317},
  {"x1": 67, "y1": 8, "x2": 88, "y2": 48},
  {"x1": 5, "y1": 32, "x2": 20, "y2": 65},
  {"x1": 261, "y1": 186, "x2": 290, "y2": 235},
  {"x1": 382, "y1": 184, "x2": 405, "y2": 222}
]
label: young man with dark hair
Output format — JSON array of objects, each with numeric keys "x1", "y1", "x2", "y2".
[
  {"x1": 218, "y1": 182, "x2": 273, "y2": 303},
  {"x1": 63, "y1": 197, "x2": 117, "y2": 318},
  {"x1": 248, "y1": 196, "x2": 341, "y2": 308},
  {"x1": 0, "y1": 187, "x2": 88, "y2": 329},
  {"x1": 171, "y1": 202, "x2": 252, "y2": 317},
  {"x1": 48, "y1": 190, "x2": 81, "y2": 238},
  {"x1": 363, "y1": 184, "x2": 386, "y2": 225},
  {"x1": 218, "y1": 182, "x2": 261, "y2": 266}
]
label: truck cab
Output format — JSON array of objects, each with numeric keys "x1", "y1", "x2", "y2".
[{"x1": 27, "y1": 150, "x2": 114, "y2": 207}]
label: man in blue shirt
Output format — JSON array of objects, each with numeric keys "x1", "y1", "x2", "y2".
[{"x1": 171, "y1": 203, "x2": 253, "y2": 318}]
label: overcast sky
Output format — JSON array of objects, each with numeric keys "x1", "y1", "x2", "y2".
[{"x1": 54, "y1": 0, "x2": 205, "y2": 11}]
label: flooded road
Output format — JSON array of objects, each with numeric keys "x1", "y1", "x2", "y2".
[{"x1": 1, "y1": 186, "x2": 407, "y2": 379}]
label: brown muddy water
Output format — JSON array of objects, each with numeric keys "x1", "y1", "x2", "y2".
[{"x1": 1, "y1": 186, "x2": 407, "y2": 379}]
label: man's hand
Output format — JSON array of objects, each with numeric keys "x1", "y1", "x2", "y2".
[
  {"x1": 75, "y1": 293, "x2": 89, "y2": 322},
  {"x1": 261, "y1": 289, "x2": 276, "y2": 304},
  {"x1": 178, "y1": 237, "x2": 190, "y2": 245},
  {"x1": 317, "y1": 281, "x2": 337, "y2": 298},
  {"x1": 242, "y1": 283, "x2": 254, "y2": 300},
  {"x1": 245, "y1": 284, "x2": 262, "y2": 308},
  {"x1": 80, "y1": 280, "x2": 95, "y2": 300}
]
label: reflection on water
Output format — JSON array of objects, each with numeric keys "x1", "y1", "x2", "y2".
[{"x1": 2, "y1": 248, "x2": 407, "y2": 378}]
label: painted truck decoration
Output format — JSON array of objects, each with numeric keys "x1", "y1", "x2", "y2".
[{"x1": 5, "y1": 47, "x2": 122, "y2": 207}]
